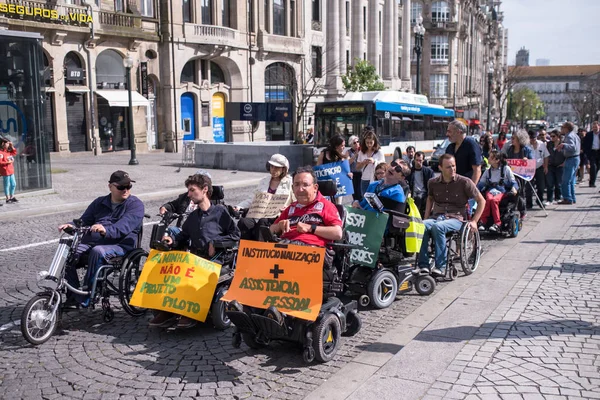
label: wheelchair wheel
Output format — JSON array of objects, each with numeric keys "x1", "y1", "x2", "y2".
[
  {"x1": 119, "y1": 250, "x2": 148, "y2": 317},
  {"x1": 210, "y1": 300, "x2": 231, "y2": 330},
  {"x1": 415, "y1": 275, "x2": 436, "y2": 296},
  {"x1": 313, "y1": 313, "x2": 342, "y2": 363},
  {"x1": 342, "y1": 310, "x2": 361, "y2": 337},
  {"x1": 21, "y1": 293, "x2": 60, "y2": 345},
  {"x1": 508, "y1": 214, "x2": 520, "y2": 238},
  {"x1": 241, "y1": 332, "x2": 265, "y2": 349},
  {"x1": 367, "y1": 269, "x2": 398, "y2": 309},
  {"x1": 460, "y1": 224, "x2": 481, "y2": 276}
]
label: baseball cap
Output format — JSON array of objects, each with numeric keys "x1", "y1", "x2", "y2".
[
  {"x1": 267, "y1": 154, "x2": 290, "y2": 170},
  {"x1": 109, "y1": 170, "x2": 135, "y2": 186}
]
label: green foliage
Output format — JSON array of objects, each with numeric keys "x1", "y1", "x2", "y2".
[
  {"x1": 341, "y1": 59, "x2": 386, "y2": 92},
  {"x1": 508, "y1": 87, "x2": 544, "y2": 121}
]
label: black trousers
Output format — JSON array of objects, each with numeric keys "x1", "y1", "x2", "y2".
[
  {"x1": 237, "y1": 217, "x2": 275, "y2": 241},
  {"x1": 588, "y1": 150, "x2": 600, "y2": 186},
  {"x1": 526, "y1": 166, "x2": 546, "y2": 208},
  {"x1": 351, "y1": 171, "x2": 363, "y2": 201},
  {"x1": 414, "y1": 195, "x2": 427, "y2": 218}
]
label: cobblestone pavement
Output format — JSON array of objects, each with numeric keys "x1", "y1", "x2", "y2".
[
  {"x1": 0, "y1": 192, "x2": 495, "y2": 400},
  {"x1": 421, "y1": 195, "x2": 600, "y2": 400}
]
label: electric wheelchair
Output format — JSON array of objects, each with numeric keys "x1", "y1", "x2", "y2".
[{"x1": 225, "y1": 180, "x2": 361, "y2": 363}]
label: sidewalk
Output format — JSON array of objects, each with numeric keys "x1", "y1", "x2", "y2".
[
  {"x1": 306, "y1": 185, "x2": 600, "y2": 400},
  {"x1": 0, "y1": 151, "x2": 264, "y2": 221}
]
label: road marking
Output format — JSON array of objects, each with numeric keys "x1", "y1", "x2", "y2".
[{"x1": 0, "y1": 221, "x2": 158, "y2": 253}]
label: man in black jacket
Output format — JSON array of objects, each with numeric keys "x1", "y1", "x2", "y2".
[
  {"x1": 408, "y1": 151, "x2": 435, "y2": 217},
  {"x1": 582, "y1": 121, "x2": 600, "y2": 187}
]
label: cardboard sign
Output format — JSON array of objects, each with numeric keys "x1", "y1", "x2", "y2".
[
  {"x1": 313, "y1": 160, "x2": 354, "y2": 197},
  {"x1": 245, "y1": 192, "x2": 290, "y2": 219},
  {"x1": 344, "y1": 206, "x2": 389, "y2": 268},
  {"x1": 221, "y1": 240, "x2": 324, "y2": 321},
  {"x1": 507, "y1": 159, "x2": 536, "y2": 181},
  {"x1": 129, "y1": 250, "x2": 222, "y2": 322}
]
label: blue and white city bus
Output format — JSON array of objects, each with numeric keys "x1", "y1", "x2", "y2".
[{"x1": 313, "y1": 91, "x2": 455, "y2": 161}]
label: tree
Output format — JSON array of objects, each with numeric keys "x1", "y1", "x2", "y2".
[
  {"x1": 494, "y1": 65, "x2": 527, "y2": 126},
  {"x1": 508, "y1": 87, "x2": 544, "y2": 126},
  {"x1": 568, "y1": 73, "x2": 600, "y2": 126},
  {"x1": 341, "y1": 59, "x2": 386, "y2": 93}
]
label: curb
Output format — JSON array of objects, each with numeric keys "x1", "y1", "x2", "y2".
[{"x1": 0, "y1": 178, "x2": 261, "y2": 222}]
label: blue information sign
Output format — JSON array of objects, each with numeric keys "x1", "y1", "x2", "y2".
[{"x1": 313, "y1": 160, "x2": 354, "y2": 198}]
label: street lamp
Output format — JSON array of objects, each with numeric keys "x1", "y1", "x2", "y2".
[
  {"x1": 508, "y1": 88, "x2": 514, "y2": 123},
  {"x1": 413, "y1": 14, "x2": 425, "y2": 95},
  {"x1": 486, "y1": 61, "x2": 494, "y2": 132},
  {"x1": 123, "y1": 55, "x2": 138, "y2": 165},
  {"x1": 520, "y1": 96, "x2": 525, "y2": 128}
]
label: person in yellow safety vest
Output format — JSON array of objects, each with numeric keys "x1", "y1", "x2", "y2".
[{"x1": 404, "y1": 197, "x2": 425, "y2": 253}]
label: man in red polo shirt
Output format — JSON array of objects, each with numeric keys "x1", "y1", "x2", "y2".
[{"x1": 270, "y1": 166, "x2": 343, "y2": 247}]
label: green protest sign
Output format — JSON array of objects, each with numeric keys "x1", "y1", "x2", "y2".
[{"x1": 344, "y1": 206, "x2": 389, "y2": 268}]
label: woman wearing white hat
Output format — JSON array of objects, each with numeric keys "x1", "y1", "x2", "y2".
[{"x1": 234, "y1": 154, "x2": 294, "y2": 240}]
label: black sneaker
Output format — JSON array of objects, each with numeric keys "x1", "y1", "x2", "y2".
[{"x1": 10, "y1": 197, "x2": 18, "y2": 203}]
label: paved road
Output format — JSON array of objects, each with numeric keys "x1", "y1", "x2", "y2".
[{"x1": 1, "y1": 190, "x2": 488, "y2": 400}]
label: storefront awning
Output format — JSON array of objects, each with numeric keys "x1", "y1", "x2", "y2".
[
  {"x1": 66, "y1": 85, "x2": 90, "y2": 93},
  {"x1": 95, "y1": 89, "x2": 149, "y2": 107}
]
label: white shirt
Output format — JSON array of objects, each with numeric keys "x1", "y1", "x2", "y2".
[
  {"x1": 357, "y1": 150, "x2": 385, "y2": 183},
  {"x1": 529, "y1": 140, "x2": 549, "y2": 169},
  {"x1": 592, "y1": 131, "x2": 600, "y2": 150}
]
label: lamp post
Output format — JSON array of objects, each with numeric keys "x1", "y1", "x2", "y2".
[
  {"x1": 413, "y1": 14, "x2": 425, "y2": 95},
  {"x1": 508, "y1": 88, "x2": 513, "y2": 123},
  {"x1": 520, "y1": 96, "x2": 525, "y2": 128},
  {"x1": 123, "y1": 55, "x2": 138, "y2": 165},
  {"x1": 486, "y1": 61, "x2": 494, "y2": 132}
]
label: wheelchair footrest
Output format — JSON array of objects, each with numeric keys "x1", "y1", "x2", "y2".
[
  {"x1": 250, "y1": 315, "x2": 288, "y2": 339},
  {"x1": 226, "y1": 311, "x2": 256, "y2": 334}
]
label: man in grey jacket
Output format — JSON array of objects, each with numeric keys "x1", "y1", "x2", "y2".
[{"x1": 556, "y1": 122, "x2": 580, "y2": 205}]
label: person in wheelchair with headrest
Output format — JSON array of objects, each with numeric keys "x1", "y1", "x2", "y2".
[
  {"x1": 476, "y1": 150, "x2": 519, "y2": 233},
  {"x1": 416, "y1": 154, "x2": 485, "y2": 276},
  {"x1": 352, "y1": 159, "x2": 410, "y2": 213},
  {"x1": 158, "y1": 170, "x2": 213, "y2": 225},
  {"x1": 151, "y1": 173, "x2": 241, "y2": 329},
  {"x1": 269, "y1": 166, "x2": 343, "y2": 268}
]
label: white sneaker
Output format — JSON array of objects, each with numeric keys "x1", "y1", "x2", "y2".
[{"x1": 543, "y1": 201, "x2": 550, "y2": 207}]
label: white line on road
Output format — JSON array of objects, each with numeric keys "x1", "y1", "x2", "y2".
[{"x1": 0, "y1": 221, "x2": 159, "y2": 253}]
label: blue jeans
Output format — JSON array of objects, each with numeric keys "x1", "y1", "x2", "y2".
[
  {"x1": 417, "y1": 218, "x2": 463, "y2": 271},
  {"x1": 561, "y1": 156, "x2": 579, "y2": 203},
  {"x1": 65, "y1": 244, "x2": 127, "y2": 295},
  {"x1": 3, "y1": 174, "x2": 16, "y2": 197},
  {"x1": 546, "y1": 166, "x2": 563, "y2": 202}
]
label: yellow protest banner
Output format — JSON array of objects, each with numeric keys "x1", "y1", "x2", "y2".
[
  {"x1": 245, "y1": 192, "x2": 290, "y2": 219},
  {"x1": 222, "y1": 240, "x2": 324, "y2": 321},
  {"x1": 129, "y1": 250, "x2": 221, "y2": 322}
]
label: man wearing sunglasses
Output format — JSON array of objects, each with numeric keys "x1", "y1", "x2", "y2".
[
  {"x1": 353, "y1": 160, "x2": 410, "y2": 213},
  {"x1": 58, "y1": 170, "x2": 145, "y2": 306}
]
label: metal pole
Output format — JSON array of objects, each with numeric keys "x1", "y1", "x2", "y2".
[
  {"x1": 415, "y1": 33, "x2": 421, "y2": 94},
  {"x1": 126, "y1": 66, "x2": 138, "y2": 165},
  {"x1": 486, "y1": 71, "x2": 492, "y2": 131}
]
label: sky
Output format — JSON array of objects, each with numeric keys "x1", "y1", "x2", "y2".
[{"x1": 501, "y1": 0, "x2": 600, "y2": 66}]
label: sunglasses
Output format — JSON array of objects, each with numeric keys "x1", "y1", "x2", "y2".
[
  {"x1": 113, "y1": 184, "x2": 132, "y2": 191},
  {"x1": 390, "y1": 161, "x2": 403, "y2": 173}
]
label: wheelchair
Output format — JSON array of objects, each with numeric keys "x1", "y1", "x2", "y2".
[
  {"x1": 478, "y1": 188, "x2": 523, "y2": 239},
  {"x1": 344, "y1": 194, "x2": 436, "y2": 310},
  {"x1": 21, "y1": 214, "x2": 151, "y2": 345},
  {"x1": 421, "y1": 219, "x2": 481, "y2": 281},
  {"x1": 226, "y1": 181, "x2": 361, "y2": 363}
]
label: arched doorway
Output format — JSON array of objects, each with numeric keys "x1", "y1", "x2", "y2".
[
  {"x1": 42, "y1": 52, "x2": 56, "y2": 152},
  {"x1": 64, "y1": 52, "x2": 88, "y2": 152},
  {"x1": 95, "y1": 49, "x2": 128, "y2": 152},
  {"x1": 264, "y1": 62, "x2": 295, "y2": 141},
  {"x1": 180, "y1": 93, "x2": 196, "y2": 141},
  {"x1": 212, "y1": 92, "x2": 225, "y2": 142}
]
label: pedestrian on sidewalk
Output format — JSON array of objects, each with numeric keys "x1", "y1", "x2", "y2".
[
  {"x1": 576, "y1": 128, "x2": 588, "y2": 183},
  {"x1": 526, "y1": 130, "x2": 549, "y2": 209},
  {"x1": 546, "y1": 130, "x2": 565, "y2": 203},
  {"x1": 556, "y1": 122, "x2": 580, "y2": 205},
  {"x1": 582, "y1": 121, "x2": 600, "y2": 188},
  {"x1": 0, "y1": 138, "x2": 18, "y2": 204}
]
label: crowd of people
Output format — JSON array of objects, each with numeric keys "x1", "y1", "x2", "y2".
[{"x1": 51, "y1": 118, "x2": 595, "y2": 329}]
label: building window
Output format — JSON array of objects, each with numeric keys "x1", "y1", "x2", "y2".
[
  {"x1": 346, "y1": 1, "x2": 350, "y2": 36},
  {"x1": 379, "y1": 11, "x2": 382, "y2": 42},
  {"x1": 431, "y1": 35, "x2": 449, "y2": 64},
  {"x1": 181, "y1": 60, "x2": 197, "y2": 84},
  {"x1": 431, "y1": 1, "x2": 450, "y2": 23},
  {"x1": 290, "y1": 0, "x2": 296, "y2": 36},
  {"x1": 363, "y1": 7, "x2": 367, "y2": 38},
  {"x1": 183, "y1": 0, "x2": 192, "y2": 23},
  {"x1": 222, "y1": 0, "x2": 230, "y2": 27},
  {"x1": 114, "y1": 0, "x2": 125, "y2": 12},
  {"x1": 265, "y1": 0, "x2": 270, "y2": 33},
  {"x1": 201, "y1": 103, "x2": 210, "y2": 126},
  {"x1": 411, "y1": 2, "x2": 422, "y2": 24},
  {"x1": 312, "y1": 0, "x2": 320, "y2": 22},
  {"x1": 140, "y1": 0, "x2": 154, "y2": 17},
  {"x1": 273, "y1": 0, "x2": 286, "y2": 35},
  {"x1": 312, "y1": 46, "x2": 322, "y2": 78},
  {"x1": 210, "y1": 62, "x2": 225, "y2": 84},
  {"x1": 346, "y1": 50, "x2": 350, "y2": 72},
  {"x1": 430, "y1": 74, "x2": 449, "y2": 98},
  {"x1": 248, "y1": 0, "x2": 254, "y2": 32},
  {"x1": 201, "y1": 0, "x2": 212, "y2": 25}
]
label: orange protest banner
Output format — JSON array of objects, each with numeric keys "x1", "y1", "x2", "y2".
[{"x1": 221, "y1": 240, "x2": 324, "y2": 321}]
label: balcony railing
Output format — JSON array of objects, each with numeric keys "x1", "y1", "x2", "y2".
[
  {"x1": 183, "y1": 24, "x2": 242, "y2": 47},
  {"x1": 99, "y1": 11, "x2": 136, "y2": 28},
  {"x1": 97, "y1": 11, "x2": 159, "y2": 37}
]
